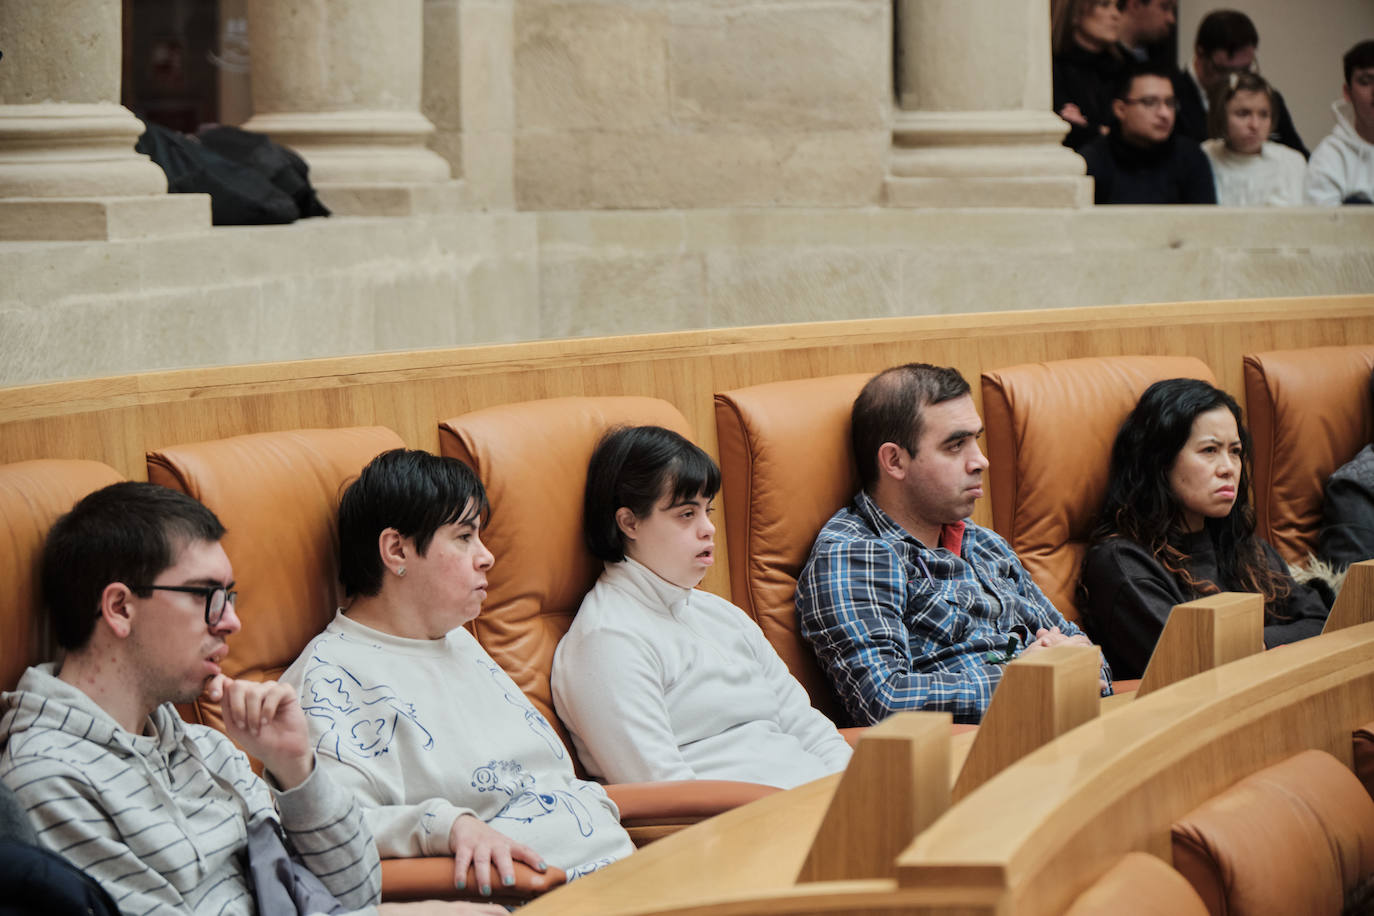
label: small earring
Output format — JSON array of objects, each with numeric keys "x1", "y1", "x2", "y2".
[{"x1": 396, "y1": 567, "x2": 407, "y2": 577}]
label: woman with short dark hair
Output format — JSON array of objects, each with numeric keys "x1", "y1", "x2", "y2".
[
  {"x1": 1080, "y1": 379, "x2": 1329, "y2": 679},
  {"x1": 552, "y1": 426, "x2": 851, "y2": 788}
]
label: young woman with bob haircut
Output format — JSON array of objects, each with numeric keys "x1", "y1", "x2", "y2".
[
  {"x1": 551, "y1": 426, "x2": 852, "y2": 788},
  {"x1": 1202, "y1": 71, "x2": 1307, "y2": 206},
  {"x1": 1080, "y1": 379, "x2": 1328, "y2": 679},
  {"x1": 283, "y1": 449, "x2": 633, "y2": 896}
]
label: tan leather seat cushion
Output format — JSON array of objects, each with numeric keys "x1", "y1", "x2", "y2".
[
  {"x1": 714, "y1": 373, "x2": 869, "y2": 721},
  {"x1": 1064, "y1": 852, "x2": 1208, "y2": 916},
  {"x1": 1171, "y1": 748, "x2": 1374, "y2": 916},
  {"x1": 1244, "y1": 345, "x2": 1374, "y2": 563},
  {"x1": 1354, "y1": 721, "x2": 1374, "y2": 802},
  {"x1": 439, "y1": 396, "x2": 695, "y2": 753},
  {"x1": 981, "y1": 356, "x2": 1215, "y2": 621},
  {"x1": 0, "y1": 460, "x2": 123, "y2": 691},
  {"x1": 147, "y1": 427, "x2": 405, "y2": 729}
]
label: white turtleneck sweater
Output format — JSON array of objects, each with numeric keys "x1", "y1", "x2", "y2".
[
  {"x1": 1202, "y1": 139, "x2": 1306, "y2": 206},
  {"x1": 551, "y1": 558, "x2": 852, "y2": 788}
]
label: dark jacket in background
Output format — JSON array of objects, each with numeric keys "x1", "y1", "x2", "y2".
[
  {"x1": 1172, "y1": 69, "x2": 1309, "y2": 158},
  {"x1": 1053, "y1": 44, "x2": 1125, "y2": 151},
  {"x1": 1321, "y1": 444, "x2": 1374, "y2": 570},
  {"x1": 1081, "y1": 127, "x2": 1217, "y2": 204}
]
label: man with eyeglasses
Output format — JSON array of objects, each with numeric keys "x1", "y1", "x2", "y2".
[
  {"x1": 0, "y1": 482, "x2": 495, "y2": 915},
  {"x1": 1081, "y1": 60, "x2": 1216, "y2": 204},
  {"x1": 1172, "y1": 9, "x2": 1306, "y2": 157}
]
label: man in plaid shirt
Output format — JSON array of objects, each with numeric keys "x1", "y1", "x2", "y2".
[{"x1": 796, "y1": 363, "x2": 1112, "y2": 725}]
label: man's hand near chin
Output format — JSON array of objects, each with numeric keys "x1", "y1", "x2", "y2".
[{"x1": 204, "y1": 675, "x2": 314, "y2": 789}]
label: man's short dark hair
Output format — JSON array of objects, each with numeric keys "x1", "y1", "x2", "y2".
[
  {"x1": 851, "y1": 364, "x2": 971, "y2": 491},
  {"x1": 1194, "y1": 10, "x2": 1258, "y2": 56},
  {"x1": 1345, "y1": 40, "x2": 1374, "y2": 86},
  {"x1": 1114, "y1": 58, "x2": 1174, "y2": 100},
  {"x1": 337, "y1": 449, "x2": 489, "y2": 598},
  {"x1": 583, "y1": 425, "x2": 721, "y2": 564},
  {"x1": 42, "y1": 482, "x2": 226, "y2": 652}
]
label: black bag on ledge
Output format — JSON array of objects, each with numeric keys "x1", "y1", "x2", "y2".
[{"x1": 135, "y1": 120, "x2": 330, "y2": 225}]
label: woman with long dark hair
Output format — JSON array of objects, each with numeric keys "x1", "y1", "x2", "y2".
[
  {"x1": 1052, "y1": 0, "x2": 1125, "y2": 150},
  {"x1": 1081, "y1": 378, "x2": 1328, "y2": 678}
]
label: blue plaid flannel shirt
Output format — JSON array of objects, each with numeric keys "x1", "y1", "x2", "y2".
[{"x1": 796, "y1": 490, "x2": 1112, "y2": 725}]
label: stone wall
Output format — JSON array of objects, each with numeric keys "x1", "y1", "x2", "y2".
[{"x1": 3, "y1": 205, "x2": 1371, "y2": 387}]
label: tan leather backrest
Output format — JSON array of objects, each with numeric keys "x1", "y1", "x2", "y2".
[
  {"x1": 438, "y1": 397, "x2": 695, "y2": 752},
  {"x1": 714, "y1": 374, "x2": 869, "y2": 721},
  {"x1": 0, "y1": 460, "x2": 124, "y2": 692},
  {"x1": 147, "y1": 427, "x2": 405, "y2": 729},
  {"x1": 982, "y1": 356, "x2": 1216, "y2": 621},
  {"x1": 1171, "y1": 749, "x2": 1374, "y2": 916},
  {"x1": 1063, "y1": 852, "x2": 1208, "y2": 916},
  {"x1": 1244, "y1": 345, "x2": 1374, "y2": 563}
]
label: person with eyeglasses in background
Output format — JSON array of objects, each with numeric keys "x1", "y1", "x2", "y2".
[
  {"x1": 1172, "y1": 10, "x2": 1307, "y2": 157},
  {"x1": 1081, "y1": 59, "x2": 1217, "y2": 204},
  {"x1": 0, "y1": 481, "x2": 499, "y2": 916}
]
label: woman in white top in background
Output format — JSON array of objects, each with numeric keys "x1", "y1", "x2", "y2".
[
  {"x1": 551, "y1": 425, "x2": 853, "y2": 789},
  {"x1": 1202, "y1": 71, "x2": 1306, "y2": 206}
]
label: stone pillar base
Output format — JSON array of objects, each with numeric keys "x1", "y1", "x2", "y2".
[
  {"x1": 885, "y1": 176, "x2": 1092, "y2": 208},
  {"x1": 241, "y1": 111, "x2": 453, "y2": 186},
  {"x1": 887, "y1": 108, "x2": 1091, "y2": 208},
  {"x1": 0, "y1": 194, "x2": 210, "y2": 242},
  {"x1": 315, "y1": 179, "x2": 468, "y2": 217}
]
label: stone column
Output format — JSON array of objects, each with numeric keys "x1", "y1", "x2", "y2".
[
  {"x1": 887, "y1": 0, "x2": 1091, "y2": 207},
  {"x1": 242, "y1": 0, "x2": 462, "y2": 216},
  {"x1": 0, "y1": 0, "x2": 207, "y2": 240}
]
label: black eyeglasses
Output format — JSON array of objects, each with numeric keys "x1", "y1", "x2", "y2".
[
  {"x1": 134, "y1": 584, "x2": 237, "y2": 626},
  {"x1": 1121, "y1": 96, "x2": 1181, "y2": 111}
]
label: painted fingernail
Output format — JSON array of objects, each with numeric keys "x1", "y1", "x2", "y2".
[
  {"x1": 479, "y1": 883, "x2": 491, "y2": 896},
  {"x1": 537, "y1": 861, "x2": 548, "y2": 871},
  {"x1": 455, "y1": 880, "x2": 466, "y2": 890},
  {"x1": 502, "y1": 875, "x2": 515, "y2": 886}
]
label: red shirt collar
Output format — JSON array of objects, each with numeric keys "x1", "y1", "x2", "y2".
[{"x1": 939, "y1": 521, "x2": 966, "y2": 557}]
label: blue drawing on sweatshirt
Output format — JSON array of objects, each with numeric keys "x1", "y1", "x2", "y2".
[
  {"x1": 300, "y1": 657, "x2": 434, "y2": 760},
  {"x1": 472, "y1": 760, "x2": 594, "y2": 837},
  {"x1": 479, "y1": 660, "x2": 565, "y2": 760},
  {"x1": 567, "y1": 857, "x2": 614, "y2": 881}
]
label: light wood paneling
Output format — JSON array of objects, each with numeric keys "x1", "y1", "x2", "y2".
[
  {"x1": 1327, "y1": 559, "x2": 1374, "y2": 633},
  {"x1": 797, "y1": 712, "x2": 951, "y2": 883},
  {"x1": 3, "y1": 294, "x2": 1373, "y2": 599},
  {"x1": 952, "y1": 644, "x2": 1101, "y2": 801},
  {"x1": 1136, "y1": 593, "x2": 1265, "y2": 697}
]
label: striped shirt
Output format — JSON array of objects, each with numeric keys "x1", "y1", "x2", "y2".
[
  {"x1": 0, "y1": 664, "x2": 381, "y2": 916},
  {"x1": 796, "y1": 491, "x2": 1111, "y2": 725}
]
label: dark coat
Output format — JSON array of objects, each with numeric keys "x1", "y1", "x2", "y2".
[
  {"x1": 1321, "y1": 444, "x2": 1374, "y2": 570},
  {"x1": 1172, "y1": 68, "x2": 1309, "y2": 158},
  {"x1": 1053, "y1": 44, "x2": 1125, "y2": 151},
  {"x1": 1081, "y1": 530, "x2": 1330, "y2": 679},
  {"x1": 1080, "y1": 128, "x2": 1218, "y2": 204}
]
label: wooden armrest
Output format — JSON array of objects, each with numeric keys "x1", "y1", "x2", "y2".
[
  {"x1": 380, "y1": 857, "x2": 567, "y2": 903},
  {"x1": 840, "y1": 726, "x2": 866, "y2": 747},
  {"x1": 604, "y1": 780, "x2": 780, "y2": 822}
]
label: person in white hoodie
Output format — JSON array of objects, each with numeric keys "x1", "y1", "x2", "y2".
[
  {"x1": 551, "y1": 426, "x2": 852, "y2": 789},
  {"x1": 0, "y1": 482, "x2": 487, "y2": 916},
  {"x1": 1202, "y1": 72, "x2": 1306, "y2": 206},
  {"x1": 1306, "y1": 40, "x2": 1374, "y2": 206}
]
